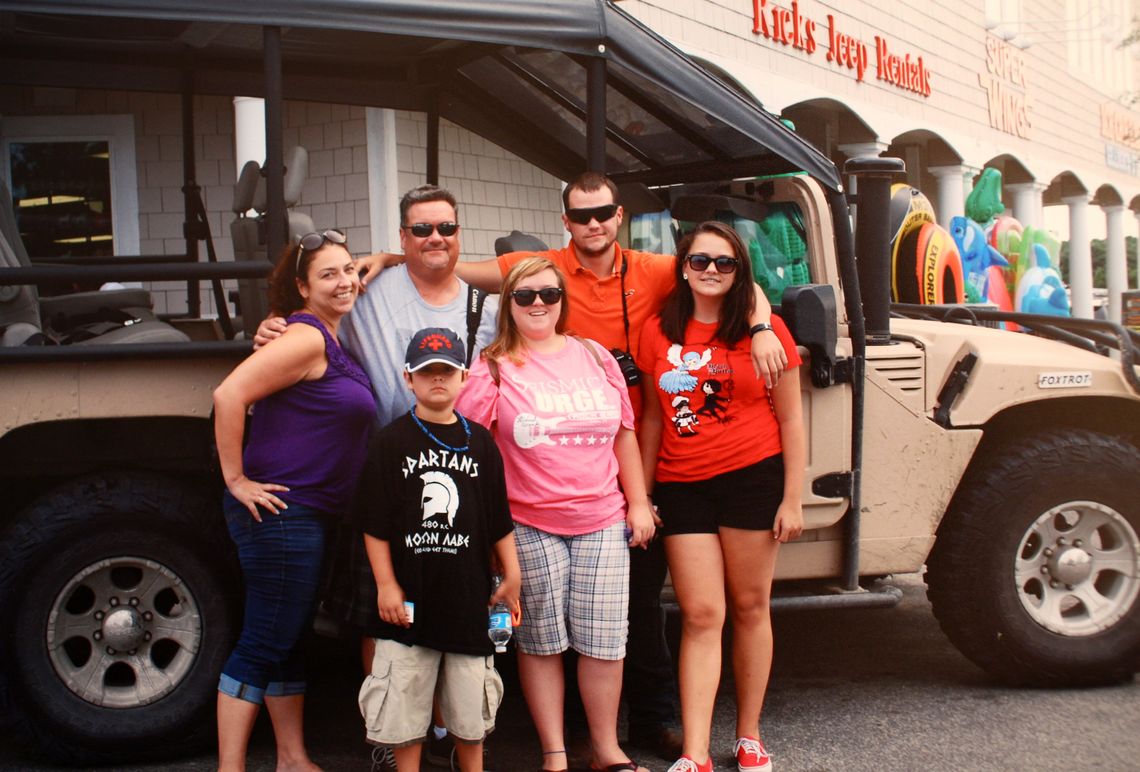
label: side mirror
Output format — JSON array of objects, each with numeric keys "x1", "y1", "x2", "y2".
[{"x1": 782, "y1": 284, "x2": 839, "y2": 388}]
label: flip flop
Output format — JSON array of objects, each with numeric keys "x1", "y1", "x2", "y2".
[{"x1": 591, "y1": 762, "x2": 649, "y2": 772}]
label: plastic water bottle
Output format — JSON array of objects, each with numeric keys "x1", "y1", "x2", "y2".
[{"x1": 488, "y1": 575, "x2": 512, "y2": 653}]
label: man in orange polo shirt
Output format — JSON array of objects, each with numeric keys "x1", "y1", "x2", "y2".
[
  {"x1": 444, "y1": 172, "x2": 786, "y2": 397},
  {"x1": 360, "y1": 171, "x2": 788, "y2": 761}
]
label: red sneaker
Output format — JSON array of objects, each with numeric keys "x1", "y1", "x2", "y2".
[
  {"x1": 734, "y1": 737, "x2": 771, "y2": 772},
  {"x1": 666, "y1": 755, "x2": 714, "y2": 772}
]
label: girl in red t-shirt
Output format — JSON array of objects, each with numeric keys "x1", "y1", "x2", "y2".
[{"x1": 636, "y1": 221, "x2": 805, "y2": 772}]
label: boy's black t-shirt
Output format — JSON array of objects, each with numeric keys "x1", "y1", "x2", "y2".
[{"x1": 350, "y1": 411, "x2": 513, "y2": 654}]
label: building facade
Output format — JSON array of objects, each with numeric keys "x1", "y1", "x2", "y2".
[{"x1": 619, "y1": 0, "x2": 1140, "y2": 321}]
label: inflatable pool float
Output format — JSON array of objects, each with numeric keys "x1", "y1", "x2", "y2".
[{"x1": 896, "y1": 222, "x2": 965, "y2": 304}]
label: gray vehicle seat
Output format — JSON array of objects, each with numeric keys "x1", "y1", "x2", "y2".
[
  {"x1": 494, "y1": 230, "x2": 549, "y2": 256},
  {"x1": 0, "y1": 180, "x2": 189, "y2": 346},
  {"x1": 230, "y1": 146, "x2": 314, "y2": 338}
]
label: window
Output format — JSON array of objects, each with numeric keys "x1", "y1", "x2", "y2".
[
  {"x1": 1, "y1": 115, "x2": 140, "y2": 258},
  {"x1": 630, "y1": 201, "x2": 813, "y2": 307}
]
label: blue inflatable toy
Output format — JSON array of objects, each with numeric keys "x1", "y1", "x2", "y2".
[
  {"x1": 1016, "y1": 244, "x2": 1070, "y2": 317},
  {"x1": 949, "y1": 216, "x2": 1008, "y2": 304}
]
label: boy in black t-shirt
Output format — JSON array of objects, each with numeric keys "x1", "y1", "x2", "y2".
[{"x1": 354, "y1": 327, "x2": 519, "y2": 772}]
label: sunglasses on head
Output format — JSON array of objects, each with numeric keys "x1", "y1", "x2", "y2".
[
  {"x1": 686, "y1": 253, "x2": 739, "y2": 274},
  {"x1": 402, "y1": 221, "x2": 459, "y2": 238},
  {"x1": 565, "y1": 204, "x2": 618, "y2": 225},
  {"x1": 296, "y1": 229, "x2": 347, "y2": 271},
  {"x1": 511, "y1": 287, "x2": 564, "y2": 306}
]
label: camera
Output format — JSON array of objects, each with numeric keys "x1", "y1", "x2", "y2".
[{"x1": 610, "y1": 348, "x2": 641, "y2": 387}]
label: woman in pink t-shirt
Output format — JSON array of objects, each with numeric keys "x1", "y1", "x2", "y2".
[
  {"x1": 636, "y1": 221, "x2": 805, "y2": 772},
  {"x1": 457, "y1": 257, "x2": 655, "y2": 772}
]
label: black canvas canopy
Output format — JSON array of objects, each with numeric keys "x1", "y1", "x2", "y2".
[{"x1": 0, "y1": 0, "x2": 841, "y2": 191}]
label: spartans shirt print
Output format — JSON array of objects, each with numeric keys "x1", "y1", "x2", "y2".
[{"x1": 401, "y1": 449, "x2": 479, "y2": 555}]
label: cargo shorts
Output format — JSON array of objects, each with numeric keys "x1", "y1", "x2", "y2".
[{"x1": 358, "y1": 638, "x2": 503, "y2": 747}]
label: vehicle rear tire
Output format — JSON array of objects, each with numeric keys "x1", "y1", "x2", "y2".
[
  {"x1": 0, "y1": 473, "x2": 239, "y2": 763},
  {"x1": 926, "y1": 430, "x2": 1140, "y2": 686}
]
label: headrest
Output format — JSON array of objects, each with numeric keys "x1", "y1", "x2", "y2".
[
  {"x1": 283, "y1": 146, "x2": 308, "y2": 208},
  {"x1": 494, "y1": 230, "x2": 550, "y2": 256},
  {"x1": 235, "y1": 146, "x2": 308, "y2": 214},
  {"x1": 232, "y1": 160, "x2": 263, "y2": 214}
]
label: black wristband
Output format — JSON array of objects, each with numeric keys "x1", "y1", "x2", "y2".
[{"x1": 749, "y1": 322, "x2": 773, "y2": 336}]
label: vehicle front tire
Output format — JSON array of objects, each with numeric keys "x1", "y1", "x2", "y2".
[
  {"x1": 0, "y1": 473, "x2": 239, "y2": 763},
  {"x1": 926, "y1": 429, "x2": 1140, "y2": 686}
]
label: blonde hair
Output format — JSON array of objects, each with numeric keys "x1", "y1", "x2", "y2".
[{"x1": 480, "y1": 257, "x2": 569, "y2": 366}]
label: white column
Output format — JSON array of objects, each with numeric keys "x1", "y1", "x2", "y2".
[
  {"x1": 838, "y1": 141, "x2": 889, "y2": 159},
  {"x1": 929, "y1": 165, "x2": 969, "y2": 225},
  {"x1": 366, "y1": 107, "x2": 400, "y2": 254},
  {"x1": 1103, "y1": 204, "x2": 1126, "y2": 324},
  {"x1": 961, "y1": 166, "x2": 981, "y2": 210},
  {"x1": 233, "y1": 96, "x2": 266, "y2": 173},
  {"x1": 1063, "y1": 194, "x2": 1094, "y2": 319},
  {"x1": 838, "y1": 141, "x2": 889, "y2": 223},
  {"x1": 1134, "y1": 211, "x2": 1140, "y2": 289},
  {"x1": 1006, "y1": 181, "x2": 1047, "y2": 230}
]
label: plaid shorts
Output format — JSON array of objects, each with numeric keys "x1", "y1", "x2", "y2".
[{"x1": 514, "y1": 521, "x2": 629, "y2": 660}]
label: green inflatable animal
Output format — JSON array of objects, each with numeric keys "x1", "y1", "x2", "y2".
[{"x1": 966, "y1": 167, "x2": 1005, "y2": 224}]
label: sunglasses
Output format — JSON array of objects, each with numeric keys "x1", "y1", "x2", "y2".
[
  {"x1": 296, "y1": 229, "x2": 347, "y2": 272},
  {"x1": 402, "y1": 221, "x2": 459, "y2": 238},
  {"x1": 511, "y1": 287, "x2": 564, "y2": 306},
  {"x1": 565, "y1": 204, "x2": 618, "y2": 225},
  {"x1": 686, "y1": 253, "x2": 739, "y2": 274}
]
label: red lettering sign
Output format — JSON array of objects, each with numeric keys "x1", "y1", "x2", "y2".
[{"x1": 751, "y1": 1, "x2": 932, "y2": 97}]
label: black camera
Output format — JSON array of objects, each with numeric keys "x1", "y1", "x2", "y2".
[{"x1": 610, "y1": 348, "x2": 641, "y2": 387}]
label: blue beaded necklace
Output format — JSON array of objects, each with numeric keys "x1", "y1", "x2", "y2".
[{"x1": 410, "y1": 409, "x2": 471, "y2": 453}]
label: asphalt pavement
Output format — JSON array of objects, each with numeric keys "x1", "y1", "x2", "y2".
[{"x1": 2, "y1": 573, "x2": 1138, "y2": 771}]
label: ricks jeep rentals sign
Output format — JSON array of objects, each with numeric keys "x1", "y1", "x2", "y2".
[{"x1": 751, "y1": 0, "x2": 933, "y2": 97}]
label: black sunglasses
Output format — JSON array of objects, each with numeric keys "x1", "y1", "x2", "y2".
[
  {"x1": 686, "y1": 253, "x2": 739, "y2": 274},
  {"x1": 402, "y1": 221, "x2": 459, "y2": 238},
  {"x1": 565, "y1": 204, "x2": 618, "y2": 225},
  {"x1": 511, "y1": 287, "x2": 564, "y2": 306},
  {"x1": 296, "y1": 229, "x2": 347, "y2": 271}
]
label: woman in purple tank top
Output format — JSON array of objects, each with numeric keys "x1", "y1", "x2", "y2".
[{"x1": 212, "y1": 230, "x2": 375, "y2": 772}]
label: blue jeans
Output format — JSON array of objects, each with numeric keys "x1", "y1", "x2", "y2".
[{"x1": 218, "y1": 493, "x2": 328, "y2": 705}]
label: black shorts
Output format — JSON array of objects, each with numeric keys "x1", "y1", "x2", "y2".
[{"x1": 653, "y1": 455, "x2": 785, "y2": 535}]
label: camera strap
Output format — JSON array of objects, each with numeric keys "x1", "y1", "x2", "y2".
[
  {"x1": 617, "y1": 251, "x2": 632, "y2": 354},
  {"x1": 464, "y1": 284, "x2": 486, "y2": 367}
]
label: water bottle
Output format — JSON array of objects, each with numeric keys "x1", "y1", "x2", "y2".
[{"x1": 488, "y1": 575, "x2": 512, "y2": 653}]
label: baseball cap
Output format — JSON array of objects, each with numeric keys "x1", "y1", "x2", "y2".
[{"x1": 404, "y1": 327, "x2": 467, "y2": 372}]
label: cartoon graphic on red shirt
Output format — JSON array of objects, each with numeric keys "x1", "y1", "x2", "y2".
[
  {"x1": 659, "y1": 344, "x2": 712, "y2": 394},
  {"x1": 695, "y1": 378, "x2": 732, "y2": 422},
  {"x1": 670, "y1": 394, "x2": 700, "y2": 436}
]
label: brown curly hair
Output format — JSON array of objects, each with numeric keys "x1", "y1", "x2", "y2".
[{"x1": 266, "y1": 236, "x2": 350, "y2": 316}]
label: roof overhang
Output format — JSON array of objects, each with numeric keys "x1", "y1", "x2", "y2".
[{"x1": 0, "y1": 0, "x2": 841, "y2": 190}]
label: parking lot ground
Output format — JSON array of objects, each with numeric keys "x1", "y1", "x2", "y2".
[{"x1": 2, "y1": 572, "x2": 1138, "y2": 771}]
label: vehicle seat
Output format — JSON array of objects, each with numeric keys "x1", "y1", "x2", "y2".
[
  {"x1": 494, "y1": 230, "x2": 549, "y2": 256},
  {"x1": 0, "y1": 180, "x2": 189, "y2": 346},
  {"x1": 230, "y1": 146, "x2": 314, "y2": 338}
]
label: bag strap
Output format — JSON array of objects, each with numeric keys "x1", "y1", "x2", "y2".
[
  {"x1": 464, "y1": 284, "x2": 487, "y2": 367},
  {"x1": 570, "y1": 334, "x2": 605, "y2": 368}
]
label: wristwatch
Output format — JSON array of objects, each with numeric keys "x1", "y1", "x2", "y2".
[{"x1": 749, "y1": 322, "x2": 773, "y2": 336}]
